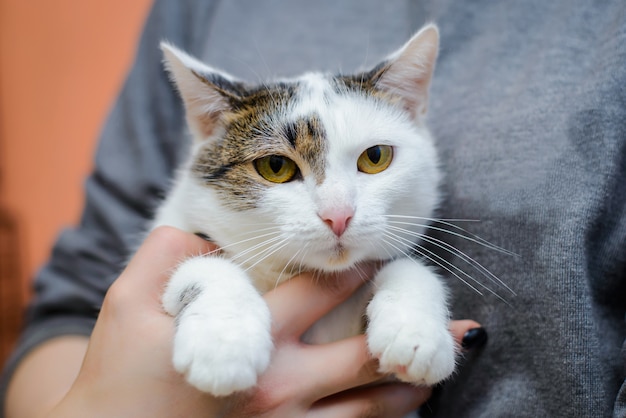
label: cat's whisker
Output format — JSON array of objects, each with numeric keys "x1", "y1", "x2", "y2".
[
  {"x1": 370, "y1": 233, "x2": 397, "y2": 262},
  {"x1": 422, "y1": 223, "x2": 514, "y2": 257},
  {"x1": 380, "y1": 232, "x2": 485, "y2": 297},
  {"x1": 384, "y1": 215, "x2": 517, "y2": 256},
  {"x1": 297, "y1": 243, "x2": 312, "y2": 277},
  {"x1": 190, "y1": 227, "x2": 281, "y2": 259},
  {"x1": 275, "y1": 245, "x2": 307, "y2": 289},
  {"x1": 225, "y1": 47, "x2": 267, "y2": 86},
  {"x1": 226, "y1": 232, "x2": 284, "y2": 261},
  {"x1": 252, "y1": 39, "x2": 273, "y2": 84},
  {"x1": 359, "y1": 37, "x2": 370, "y2": 88},
  {"x1": 220, "y1": 229, "x2": 283, "y2": 257},
  {"x1": 230, "y1": 235, "x2": 285, "y2": 265},
  {"x1": 158, "y1": 28, "x2": 479, "y2": 394},
  {"x1": 354, "y1": 233, "x2": 395, "y2": 286},
  {"x1": 230, "y1": 244, "x2": 280, "y2": 268},
  {"x1": 412, "y1": 242, "x2": 514, "y2": 304},
  {"x1": 386, "y1": 224, "x2": 514, "y2": 296},
  {"x1": 383, "y1": 227, "x2": 513, "y2": 304},
  {"x1": 352, "y1": 261, "x2": 375, "y2": 284},
  {"x1": 196, "y1": 247, "x2": 222, "y2": 258},
  {"x1": 240, "y1": 237, "x2": 291, "y2": 274},
  {"x1": 222, "y1": 224, "x2": 281, "y2": 238},
  {"x1": 229, "y1": 224, "x2": 282, "y2": 238}
]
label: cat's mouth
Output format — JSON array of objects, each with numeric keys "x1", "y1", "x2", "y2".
[{"x1": 327, "y1": 243, "x2": 351, "y2": 266}]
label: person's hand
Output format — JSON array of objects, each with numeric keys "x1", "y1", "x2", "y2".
[{"x1": 49, "y1": 226, "x2": 483, "y2": 418}]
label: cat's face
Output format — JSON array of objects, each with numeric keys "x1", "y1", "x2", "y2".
[{"x1": 163, "y1": 25, "x2": 440, "y2": 276}]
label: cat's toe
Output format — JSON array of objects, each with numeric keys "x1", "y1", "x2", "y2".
[
  {"x1": 369, "y1": 323, "x2": 456, "y2": 386},
  {"x1": 173, "y1": 319, "x2": 272, "y2": 396},
  {"x1": 403, "y1": 329, "x2": 456, "y2": 385},
  {"x1": 179, "y1": 345, "x2": 263, "y2": 396},
  {"x1": 165, "y1": 256, "x2": 274, "y2": 396},
  {"x1": 172, "y1": 308, "x2": 273, "y2": 396}
]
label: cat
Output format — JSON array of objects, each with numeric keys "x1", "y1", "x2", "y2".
[{"x1": 155, "y1": 24, "x2": 456, "y2": 397}]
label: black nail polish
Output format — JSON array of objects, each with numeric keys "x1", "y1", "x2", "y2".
[
  {"x1": 462, "y1": 327, "x2": 488, "y2": 350},
  {"x1": 194, "y1": 232, "x2": 211, "y2": 241}
]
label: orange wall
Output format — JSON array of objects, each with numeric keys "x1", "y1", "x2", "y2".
[{"x1": 0, "y1": 0, "x2": 153, "y2": 301}]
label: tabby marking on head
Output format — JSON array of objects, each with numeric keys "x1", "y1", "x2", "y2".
[{"x1": 156, "y1": 25, "x2": 467, "y2": 398}]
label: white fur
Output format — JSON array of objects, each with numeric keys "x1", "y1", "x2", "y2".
[
  {"x1": 162, "y1": 257, "x2": 272, "y2": 395},
  {"x1": 367, "y1": 258, "x2": 455, "y2": 384},
  {"x1": 156, "y1": 25, "x2": 455, "y2": 396}
]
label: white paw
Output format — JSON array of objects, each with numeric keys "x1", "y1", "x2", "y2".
[
  {"x1": 367, "y1": 315, "x2": 456, "y2": 385},
  {"x1": 164, "y1": 257, "x2": 273, "y2": 396},
  {"x1": 366, "y1": 258, "x2": 456, "y2": 385},
  {"x1": 173, "y1": 305, "x2": 272, "y2": 395}
]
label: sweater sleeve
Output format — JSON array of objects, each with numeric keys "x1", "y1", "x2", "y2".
[{"x1": 0, "y1": 0, "x2": 219, "y2": 414}]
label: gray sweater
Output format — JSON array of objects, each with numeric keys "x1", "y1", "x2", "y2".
[{"x1": 2, "y1": 0, "x2": 625, "y2": 416}]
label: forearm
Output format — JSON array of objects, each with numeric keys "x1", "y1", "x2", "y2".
[{"x1": 4, "y1": 336, "x2": 88, "y2": 418}]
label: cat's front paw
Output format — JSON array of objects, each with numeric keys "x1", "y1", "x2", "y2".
[
  {"x1": 163, "y1": 257, "x2": 273, "y2": 396},
  {"x1": 172, "y1": 305, "x2": 272, "y2": 396},
  {"x1": 367, "y1": 316, "x2": 456, "y2": 385},
  {"x1": 366, "y1": 259, "x2": 456, "y2": 385}
]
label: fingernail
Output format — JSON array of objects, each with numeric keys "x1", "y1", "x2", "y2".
[
  {"x1": 194, "y1": 232, "x2": 211, "y2": 241},
  {"x1": 462, "y1": 327, "x2": 488, "y2": 350}
]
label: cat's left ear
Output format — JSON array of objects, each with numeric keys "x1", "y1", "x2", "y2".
[
  {"x1": 371, "y1": 24, "x2": 439, "y2": 119},
  {"x1": 161, "y1": 42, "x2": 243, "y2": 140}
]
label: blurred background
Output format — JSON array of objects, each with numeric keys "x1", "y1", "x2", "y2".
[{"x1": 0, "y1": 0, "x2": 153, "y2": 365}]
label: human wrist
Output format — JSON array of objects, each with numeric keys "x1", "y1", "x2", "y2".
[{"x1": 47, "y1": 376, "x2": 228, "y2": 418}]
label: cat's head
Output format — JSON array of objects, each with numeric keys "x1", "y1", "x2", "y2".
[{"x1": 161, "y1": 25, "x2": 441, "y2": 279}]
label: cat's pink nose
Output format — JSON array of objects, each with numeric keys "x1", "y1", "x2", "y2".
[{"x1": 319, "y1": 208, "x2": 354, "y2": 237}]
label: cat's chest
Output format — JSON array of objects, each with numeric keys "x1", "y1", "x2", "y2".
[
  {"x1": 242, "y1": 253, "x2": 372, "y2": 344},
  {"x1": 300, "y1": 281, "x2": 373, "y2": 344}
]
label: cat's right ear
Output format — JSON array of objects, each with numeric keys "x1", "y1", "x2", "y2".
[
  {"x1": 160, "y1": 42, "x2": 241, "y2": 140},
  {"x1": 368, "y1": 24, "x2": 439, "y2": 120}
]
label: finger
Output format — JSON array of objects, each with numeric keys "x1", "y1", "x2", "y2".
[
  {"x1": 309, "y1": 383, "x2": 431, "y2": 418},
  {"x1": 304, "y1": 320, "x2": 484, "y2": 401},
  {"x1": 114, "y1": 226, "x2": 217, "y2": 304},
  {"x1": 449, "y1": 319, "x2": 485, "y2": 349},
  {"x1": 126, "y1": 226, "x2": 216, "y2": 284},
  {"x1": 450, "y1": 319, "x2": 487, "y2": 350},
  {"x1": 265, "y1": 263, "x2": 377, "y2": 339},
  {"x1": 300, "y1": 335, "x2": 382, "y2": 401}
]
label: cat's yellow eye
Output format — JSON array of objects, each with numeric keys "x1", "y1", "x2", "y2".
[
  {"x1": 254, "y1": 155, "x2": 299, "y2": 183},
  {"x1": 357, "y1": 145, "x2": 393, "y2": 174}
]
